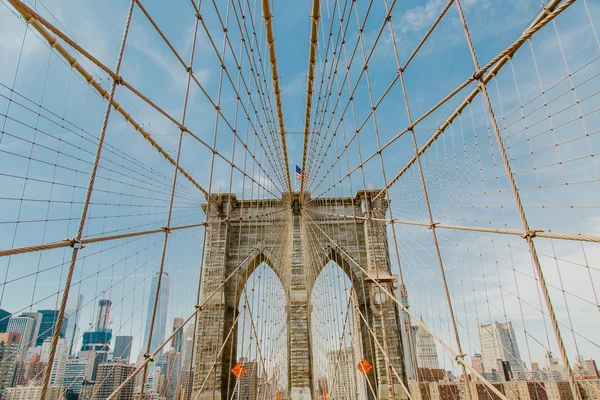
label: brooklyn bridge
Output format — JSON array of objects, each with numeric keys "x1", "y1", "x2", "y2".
[{"x1": 0, "y1": 0, "x2": 598, "y2": 399}]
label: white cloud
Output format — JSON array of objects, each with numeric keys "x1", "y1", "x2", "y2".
[{"x1": 399, "y1": 0, "x2": 445, "y2": 34}]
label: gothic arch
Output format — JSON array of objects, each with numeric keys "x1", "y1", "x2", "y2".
[
  {"x1": 226, "y1": 251, "x2": 288, "y2": 309},
  {"x1": 308, "y1": 245, "x2": 369, "y2": 307}
]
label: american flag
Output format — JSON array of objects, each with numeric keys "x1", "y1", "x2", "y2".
[{"x1": 295, "y1": 165, "x2": 307, "y2": 182}]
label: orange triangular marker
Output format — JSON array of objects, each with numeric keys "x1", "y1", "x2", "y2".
[
  {"x1": 357, "y1": 358, "x2": 372, "y2": 374},
  {"x1": 232, "y1": 362, "x2": 247, "y2": 378},
  {"x1": 276, "y1": 392, "x2": 280, "y2": 400},
  {"x1": 322, "y1": 390, "x2": 328, "y2": 399}
]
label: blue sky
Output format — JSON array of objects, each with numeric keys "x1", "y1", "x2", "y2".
[{"x1": 0, "y1": 0, "x2": 599, "y2": 387}]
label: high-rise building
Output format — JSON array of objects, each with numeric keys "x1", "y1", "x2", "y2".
[
  {"x1": 585, "y1": 359, "x2": 599, "y2": 379},
  {"x1": 144, "y1": 361, "x2": 161, "y2": 396},
  {"x1": 415, "y1": 324, "x2": 439, "y2": 369},
  {"x1": 472, "y1": 353, "x2": 484, "y2": 374},
  {"x1": 80, "y1": 299, "x2": 113, "y2": 381},
  {"x1": 113, "y1": 336, "x2": 133, "y2": 362},
  {"x1": 143, "y1": 272, "x2": 171, "y2": 355},
  {"x1": 41, "y1": 337, "x2": 67, "y2": 386},
  {"x1": 0, "y1": 332, "x2": 20, "y2": 396},
  {"x1": 544, "y1": 351, "x2": 565, "y2": 379},
  {"x1": 326, "y1": 348, "x2": 358, "y2": 400},
  {"x1": 20, "y1": 312, "x2": 42, "y2": 348},
  {"x1": 95, "y1": 299, "x2": 111, "y2": 330},
  {"x1": 65, "y1": 294, "x2": 84, "y2": 356},
  {"x1": 7, "y1": 314, "x2": 38, "y2": 358},
  {"x1": 90, "y1": 359, "x2": 135, "y2": 399},
  {"x1": 63, "y1": 353, "x2": 96, "y2": 396},
  {"x1": 79, "y1": 380, "x2": 96, "y2": 400},
  {"x1": 12, "y1": 353, "x2": 45, "y2": 386},
  {"x1": 238, "y1": 358, "x2": 258, "y2": 400},
  {"x1": 5, "y1": 385, "x2": 64, "y2": 400},
  {"x1": 157, "y1": 349, "x2": 182, "y2": 400},
  {"x1": 76, "y1": 350, "x2": 103, "y2": 384},
  {"x1": 36, "y1": 310, "x2": 68, "y2": 347},
  {"x1": 181, "y1": 367, "x2": 194, "y2": 400},
  {"x1": 172, "y1": 317, "x2": 184, "y2": 353},
  {"x1": 479, "y1": 321, "x2": 523, "y2": 374},
  {"x1": 181, "y1": 324, "x2": 195, "y2": 371},
  {"x1": 393, "y1": 277, "x2": 417, "y2": 381},
  {"x1": 0, "y1": 309, "x2": 11, "y2": 333}
]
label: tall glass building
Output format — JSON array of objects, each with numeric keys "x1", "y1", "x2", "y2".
[
  {"x1": 143, "y1": 272, "x2": 171, "y2": 355},
  {"x1": 36, "y1": 310, "x2": 67, "y2": 347}
]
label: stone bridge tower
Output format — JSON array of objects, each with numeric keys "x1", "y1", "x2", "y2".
[{"x1": 193, "y1": 190, "x2": 408, "y2": 400}]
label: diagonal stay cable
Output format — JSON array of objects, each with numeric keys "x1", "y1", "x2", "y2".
[
  {"x1": 7, "y1": 0, "x2": 283, "y2": 199},
  {"x1": 302, "y1": 210, "x2": 511, "y2": 400},
  {"x1": 105, "y1": 224, "x2": 285, "y2": 400},
  {"x1": 137, "y1": 0, "x2": 288, "y2": 193},
  {"x1": 311, "y1": 0, "x2": 574, "y2": 201}
]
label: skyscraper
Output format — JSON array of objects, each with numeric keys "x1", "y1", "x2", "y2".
[
  {"x1": 63, "y1": 353, "x2": 96, "y2": 396},
  {"x1": 172, "y1": 317, "x2": 184, "y2": 353},
  {"x1": 0, "y1": 333, "x2": 21, "y2": 396},
  {"x1": 181, "y1": 324, "x2": 195, "y2": 370},
  {"x1": 181, "y1": 368, "x2": 194, "y2": 400},
  {"x1": 585, "y1": 358, "x2": 599, "y2": 379},
  {"x1": 479, "y1": 321, "x2": 523, "y2": 374},
  {"x1": 80, "y1": 299, "x2": 113, "y2": 381},
  {"x1": 95, "y1": 299, "x2": 111, "y2": 330},
  {"x1": 5, "y1": 385, "x2": 64, "y2": 400},
  {"x1": 36, "y1": 310, "x2": 68, "y2": 347},
  {"x1": 65, "y1": 293, "x2": 84, "y2": 356},
  {"x1": 238, "y1": 358, "x2": 258, "y2": 400},
  {"x1": 472, "y1": 353, "x2": 484, "y2": 374},
  {"x1": 326, "y1": 348, "x2": 358, "y2": 400},
  {"x1": 143, "y1": 272, "x2": 171, "y2": 354},
  {"x1": 393, "y1": 277, "x2": 417, "y2": 381},
  {"x1": 544, "y1": 350, "x2": 565, "y2": 379},
  {"x1": 0, "y1": 309, "x2": 11, "y2": 333},
  {"x1": 20, "y1": 312, "x2": 42, "y2": 347},
  {"x1": 113, "y1": 335, "x2": 133, "y2": 362},
  {"x1": 13, "y1": 353, "x2": 45, "y2": 386},
  {"x1": 93, "y1": 359, "x2": 135, "y2": 399},
  {"x1": 40, "y1": 337, "x2": 67, "y2": 385},
  {"x1": 157, "y1": 349, "x2": 182, "y2": 400},
  {"x1": 7, "y1": 314, "x2": 38, "y2": 357},
  {"x1": 415, "y1": 324, "x2": 439, "y2": 369}
]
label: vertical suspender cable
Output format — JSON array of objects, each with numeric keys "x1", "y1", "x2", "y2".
[
  {"x1": 37, "y1": 1, "x2": 136, "y2": 398},
  {"x1": 262, "y1": 0, "x2": 293, "y2": 195},
  {"x1": 300, "y1": 0, "x2": 321, "y2": 196}
]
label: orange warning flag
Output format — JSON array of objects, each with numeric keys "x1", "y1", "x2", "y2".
[
  {"x1": 232, "y1": 362, "x2": 247, "y2": 379},
  {"x1": 357, "y1": 358, "x2": 372, "y2": 374},
  {"x1": 275, "y1": 392, "x2": 280, "y2": 400},
  {"x1": 322, "y1": 390, "x2": 328, "y2": 399}
]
